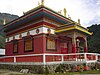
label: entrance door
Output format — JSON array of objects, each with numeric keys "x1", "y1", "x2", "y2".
[{"x1": 60, "y1": 43, "x2": 68, "y2": 54}]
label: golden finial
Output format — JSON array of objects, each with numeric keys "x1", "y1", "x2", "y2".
[
  {"x1": 58, "y1": 10, "x2": 62, "y2": 14},
  {"x1": 68, "y1": 15, "x2": 71, "y2": 19},
  {"x1": 3, "y1": 19, "x2": 6, "y2": 25},
  {"x1": 27, "y1": 31, "x2": 30, "y2": 36},
  {"x1": 38, "y1": 1, "x2": 40, "y2": 6},
  {"x1": 78, "y1": 19, "x2": 81, "y2": 25},
  {"x1": 41, "y1": 0, "x2": 44, "y2": 5},
  {"x1": 19, "y1": 34, "x2": 22, "y2": 39},
  {"x1": 13, "y1": 36, "x2": 15, "y2": 40},
  {"x1": 64, "y1": 8, "x2": 67, "y2": 17},
  {"x1": 23, "y1": 12, "x2": 25, "y2": 15}
]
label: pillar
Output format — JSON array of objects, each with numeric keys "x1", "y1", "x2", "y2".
[
  {"x1": 68, "y1": 41, "x2": 72, "y2": 53},
  {"x1": 14, "y1": 57, "x2": 16, "y2": 63},
  {"x1": 43, "y1": 54, "x2": 46, "y2": 65},
  {"x1": 84, "y1": 38, "x2": 88, "y2": 53},
  {"x1": 76, "y1": 39, "x2": 80, "y2": 53},
  {"x1": 72, "y1": 34, "x2": 77, "y2": 53}
]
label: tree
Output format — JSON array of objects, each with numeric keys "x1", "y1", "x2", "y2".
[{"x1": 87, "y1": 24, "x2": 100, "y2": 53}]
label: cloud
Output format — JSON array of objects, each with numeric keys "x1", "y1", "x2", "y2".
[
  {"x1": 86, "y1": 0, "x2": 100, "y2": 26},
  {"x1": 0, "y1": 0, "x2": 35, "y2": 15},
  {"x1": 0, "y1": 0, "x2": 99, "y2": 27},
  {"x1": 66, "y1": 0, "x2": 99, "y2": 27},
  {"x1": 96, "y1": 0, "x2": 100, "y2": 4},
  {"x1": 46, "y1": 0, "x2": 100, "y2": 27}
]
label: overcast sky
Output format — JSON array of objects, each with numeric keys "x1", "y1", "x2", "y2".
[{"x1": 0, "y1": 0, "x2": 100, "y2": 27}]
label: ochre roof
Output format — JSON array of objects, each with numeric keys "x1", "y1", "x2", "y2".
[{"x1": 55, "y1": 24, "x2": 92, "y2": 35}]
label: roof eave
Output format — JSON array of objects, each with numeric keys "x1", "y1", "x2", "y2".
[{"x1": 55, "y1": 25, "x2": 92, "y2": 35}]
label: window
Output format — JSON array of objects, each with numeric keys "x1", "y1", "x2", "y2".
[
  {"x1": 24, "y1": 36, "x2": 33, "y2": 52},
  {"x1": 13, "y1": 40, "x2": 18, "y2": 53},
  {"x1": 47, "y1": 37, "x2": 56, "y2": 51}
]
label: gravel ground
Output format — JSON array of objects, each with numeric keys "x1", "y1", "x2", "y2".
[
  {"x1": 0, "y1": 69, "x2": 41, "y2": 75},
  {"x1": 0, "y1": 69, "x2": 22, "y2": 75},
  {"x1": 0, "y1": 69, "x2": 100, "y2": 75}
]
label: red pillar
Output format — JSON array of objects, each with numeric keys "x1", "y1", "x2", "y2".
[
  {"x1": 72, "y1": 36, "x2": 77, "y2": 53},
  {"x1": 84, "y1": 46, "x2": 88, "y2": 53},
  {"x1": 67, "y1": 42, "x2": 72, "y2": 53},
  {"x1": 84, "y1": 38, "x2": 88, "y2": 53},
  {"x1": 72, "y1": 43, "x2": 76, "y2": 53}
]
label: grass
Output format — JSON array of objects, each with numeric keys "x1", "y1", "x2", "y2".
[
  {"x1": 49, "y1": 70, "x2": 100, "y2": 75},
  {"x1": 0, "y1": 70, "x2": 100, "y2": 75},
  {"x1": 9, "y1": 74, "x2": 43, "y2": 75},
  {"x1": 52, "y1": 70, "x2": 100, "y2": 75},
  {"x1": 9, "y1": 74, "x2": 30, "y2": 75},
  {"x1": 1, "y1": 70, "x2": 100, "y2": 75},
  {"x1": 0, "y1": 69, "x2": 8, "y2": 74},
  {"x1": 0, "y1": 72, "x2": 6, "y2": 74}
]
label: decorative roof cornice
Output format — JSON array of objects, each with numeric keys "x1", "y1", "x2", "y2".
[
  {"x1": 55, "y1": 25, "x2": 92, "y2": 35},
  {"x1": 4, "y1": 5, "x2": 74, "y2": 30}
]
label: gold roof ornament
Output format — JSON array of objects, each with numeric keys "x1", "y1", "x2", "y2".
[
  {"x1": 58, "y1": 10, "x2": 62, "y2": 14},
  {"x1": 38, "y1": 1, "x2": 40, "y2": 6},
  {"x1": 78, "y1": 19, "x2": 81, "y2": 25},
  {"x1": 41, "y1": 0, "x2": 44, "y2": 5},
  {"x1": 68, "y1": 15, "x2": 71, "y2": 19},
  {"x1": 64, "y1": 8, "x2": 67, "y2": 17},
  {"x1": 23, "y1": 12, "x2": 25, "y2": 15},
  {"x1": 3, "y1": 19, "x2": 6, "y2": 25}
]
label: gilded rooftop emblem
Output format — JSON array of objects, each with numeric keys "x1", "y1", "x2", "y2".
[{"x1": 41, "y1": 0, "x2": 44, "y2": 5}]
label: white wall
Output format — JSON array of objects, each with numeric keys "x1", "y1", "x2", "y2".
[{"x1": 0, "y1": 49, "x2": 5, "y2": 55}]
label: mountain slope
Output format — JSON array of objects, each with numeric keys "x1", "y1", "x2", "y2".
[
  {"x1": 0, "y1": 13, "x2": 19, "y2": 49},
  {"x1": 87, "y1": 24, "x2": 100, "y2": 53},
  {"x1": 0, "y1": 13, "x2": 19, "y2": 25}
]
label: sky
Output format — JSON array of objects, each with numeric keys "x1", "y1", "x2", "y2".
[{"x1": 0, "y1": 0, "x2": 100, "y2": 27}]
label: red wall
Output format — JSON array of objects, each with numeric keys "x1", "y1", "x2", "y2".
[
  {"x1": 5, "y1": 35, "x2": 46, "y2": 56},
  {"x1": 5, "y1": 34, "x2": 73, "y2": 57},
  {"x1": 18, "y1": 40, "x2": 24, "y2": 55},
  {"x1": 5, "y1": 42, "x2": 13, "y2": 56},
  {"x1": 16, "y1": 56, "x2": 43, "y2": 62},
  {"x1": 46, "y1": 55, "x2": 61, "y2": 62},
  {"x1": 34, "y1": 35, "x2": 44, "y2": 54},
  {"x1": 0, "y1": 57, "x2": 14, "y2": 62},
  {"x1": 44, "y1": 39, "x2": 61, "y2": 54}
]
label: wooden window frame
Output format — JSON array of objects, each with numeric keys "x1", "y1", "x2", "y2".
[
  {"x1": 23, "y1": 36, "x2": 33, "y2": 52},
  {"x1": 13, "y1": 40, "x2": 18, "y2": 53},
  {"x1": 46, "y1": 36, "x2": 57, "y2": 51}
]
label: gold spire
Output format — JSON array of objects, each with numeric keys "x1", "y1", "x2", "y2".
[
  {"x1": 23, "y1": 12, "x2": 25, "y2": 15},
  {"x1": 58, "y1": 10, "x2": 62, "y2": 14},
  {"x1": 3, "y1": 19, "x2": 6, "y2": 25},
  {"x1": 38, "y1": 1, "x2": 40, "y2": 6},
  {"x1": 68, "y1": 15, "x2": 71, "y2": 19},
  {"x1": 64, "y1": 8, "x2": 67, "y2": 17},
  {"x1": 78, "y1": 19, "x2": 81, "y2": 25},
  {"x1": 41, "y1": 0, "x2": 44, "y2": 5}
]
